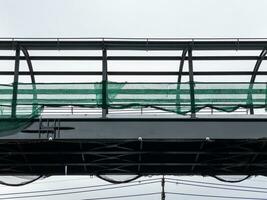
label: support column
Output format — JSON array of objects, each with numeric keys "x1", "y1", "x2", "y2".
[
  {"x1": 188, "y1": 48, "x2": 196, "y2": 118},
  {"x1": 11, "y1": 45, "x2": 20, "y2": 118},
  {"x1": 102, "y1": 48, "x2": 108, "y2": 118},
  {"x1": 176, "y1": 49, "x2": 188, "y2": 114},
  {"x1": 248, "y1": 49, "x2": 267, "y2": 114},
  {"x1": 161, "y1": 176, "x2": 165, "y2": 200},
  {"x1": 21, "y1": 47, "x2": 37, "y2": 114}
]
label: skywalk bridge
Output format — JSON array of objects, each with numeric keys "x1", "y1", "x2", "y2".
[{"x1": 0, "y1": 38, "x2": 267, "y2": 178}]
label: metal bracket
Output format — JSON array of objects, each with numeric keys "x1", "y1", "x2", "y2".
[{"x1": 38, "y1": 118, "x2": 61, "y2": 139}]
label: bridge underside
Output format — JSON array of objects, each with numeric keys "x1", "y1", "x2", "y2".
[
  {"x1": 1, "y1": 39, "x2": 267, "y2": 177},
  {"x1": 0, "y1": 117, "x2": 267, "y2": 176}
]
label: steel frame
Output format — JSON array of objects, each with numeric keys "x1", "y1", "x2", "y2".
[{"x1": 0, "y1": 39, "x2": 267, "y2": 176}]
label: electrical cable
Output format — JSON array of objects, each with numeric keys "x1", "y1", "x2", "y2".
[
  {"x1": 213, "y1": 175, "x2": 251, "y2": 183},
  {"x1": 166, "y1": 177, "x2": 267, "y2": 190},
  {"x1": 167, "y1": 180, "x2": 267, "y2": 194},
  {"x1": 0, "y1": 177, "x2": 95, "y2": 188},
  {"x1": 0, "y1": 177, "x2": 160, "y2": 196},
  {"x1": 0, "y1": 180, "x2": 160, "y2": 199},
  {"x1": 97, "y1": 175, "x2": 141, "y2": 184},
  {"x1": 0, "y1": 175, "x2": 44, "y2": 186},
  {"x1": 81, "y1": 192, "x2": 160, "y2": 200},
  {"x1": 167, "y1": 191, "x2": 267, "y2": 200}
]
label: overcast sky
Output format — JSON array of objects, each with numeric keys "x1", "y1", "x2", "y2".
[
  {"x1": 2, "y1": 0, "x2": 267, "y2": 38},
  {"x1": 1, "y1": 0, "x2": 267, "y2": 199}
]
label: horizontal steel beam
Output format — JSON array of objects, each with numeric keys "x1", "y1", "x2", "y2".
[
  {"x1": 3, "y1": 118, "x2": 267, "y2": 140},
  {"x1": 1, "y1": 71, "x2": 267, "y2": 76},
  {"x1": 0, "y1": 163, "x2": 266, "y2": 166},
  {"x1": 0, "y1": 56, "x2": 266, "y2": 60},
  {"x1": 0, "y1": 40, "x2": 267, "y2": 50},
  {"x1": 1, "y1": 151, "x2": 267, "y2": 155}
]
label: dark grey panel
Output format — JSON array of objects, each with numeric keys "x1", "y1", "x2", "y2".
[
  {"x1": 1, "y1": 40, "x2": 267, "y2": 50},
  {"x1": 2, "y1": 119, "x2": 267, "y2": 140}
]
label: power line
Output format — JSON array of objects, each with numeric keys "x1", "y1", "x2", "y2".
[
  {"x1": 167, "y1": 191, "x2": 267, "y2": 200},
  {"x1": 0, "y1": 176, "x2": 157, "y2": 188},
  {"x1": 166, "y1": 177, "x2": 267, "y2": 190},
  {"x1": 81, "y1": 192, "x2": 160, "y2": 200},
  {"x1": 0, "y1": 177, "x2": 160, "y2": 196},
  {"x1": 167, "y1": 180, "x2": 267, "y2": 194},
  {"x1": 0, "y1": 180, "x2": 160, "y2": 199}
]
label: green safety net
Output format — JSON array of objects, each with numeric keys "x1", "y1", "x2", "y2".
[{"x1": 0, "y1": 82, "x2": 267, "y2": 135}]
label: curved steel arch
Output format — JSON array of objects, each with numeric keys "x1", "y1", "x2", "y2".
[
  {"x1": 21, "y1": 46, "x2": 36, "y2": 85},
  {"x1": 247, "y1": 49, "x2": 267, "y2": 114},
  {"x1": 176, "y1": 49, "x2": 188, "y2": 113},
  {"x1": 177, "y1": 49, "x2": 188, "y2": 83},
  {"x1": 21, "y1": 46, "x2": 38, "y2": 113}
]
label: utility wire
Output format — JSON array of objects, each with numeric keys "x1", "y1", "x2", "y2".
[
  {"x1": 81, "y1": 192, "x2": 160, "y2": 200},
  {"x1": 167, "y1": 191, "x2": 267, "y2": 200},
  {"x1": 0, "y1": 177, "x2": 160, "y2": 196},
  {"x1": 0, "y1": 180, "x2": 160, "y2": 199},
  {"x1": 166, "y1": 177, "x2": 267, "y2": 190},
  {"x1": 0, "y1": 176, "x2": 157, "y2": 187},
  {"x1": 167, "y1": 180, "x2": 267, "y2": 194}
]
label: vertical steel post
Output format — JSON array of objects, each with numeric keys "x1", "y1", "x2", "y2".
[
  {"x1": 161, "y1": 175, "x2": 165, "y2": 200},
  {"x1": 102, "y1": 48, "x2": 108, "y2": 118},
  {"x1": 21, "y1": 47, "x2": 37, "y2": 114},
  {"x1": 188, "y1": 48, "x2": 196, "y2": 118},
  {"x1": 176, "y1": 49, "x2": 188, "y2": 114},
  {"x1": 248, "y1": 49, "x2": 267, "y2": 115},
  {"x1": 11, "y1": 45, "x2": 20, "y2": 118}
]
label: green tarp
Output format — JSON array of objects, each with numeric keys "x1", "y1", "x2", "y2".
[
  {"x1": 0, "y1": 82, "x2": 266, "y2": 116},
  {"x1": 0, "y1": 81, "x2": 266, "y2": 135}
]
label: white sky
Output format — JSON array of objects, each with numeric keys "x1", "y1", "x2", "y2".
[
  {"x1": 1, "y1": 0, "x2": 267, "y2": 38},
  {"x1": 1, "y1": 0, "x2": 267, "y2": 199}
]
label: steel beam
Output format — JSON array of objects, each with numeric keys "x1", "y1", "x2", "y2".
[
  {"x1": 102, "y1": 48, "x2": 108, "y2": 118},
  {"x1": 1, "y1": 40, "x2": 267, "y2": 50},
  {"x1": 2, "y1": 118, "x2": 267, "y2": 140},
  {"x1": 21, "y1": 47, "x2": 37, "y2": 113},
  {"x1": 1, "y1": 71, "x2": 267, "y2": 76},
  {"x1": 248, "y1": 49, "x2": 267, "y2": 114},
  {"x1": 0, "y1": 162, "x2": 266, "y2": 167},
  {"x1": 176, "y1": 49, "x2": 187, "y2": 113},
  {"x1": 11, "y1": 45, "x2": 20, "y2": 118},
  {"x1": 1, "y1": 151, "x2": 267, "y2": 155},
  {"x1": 1, "y1": 55, "x2": 267, "y2": 61},
  {"x1": 188, "y1": 49, "x2": 196, "y2": 118},
  {"x1": 177, "y1": 49, "x2": 187, "y2": 83}
]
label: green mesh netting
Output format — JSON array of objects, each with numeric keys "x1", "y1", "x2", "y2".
[
  {"x1": 0, "y1": 82, "x2": 267, "y2": 135},
  {"x1": 0, "y1": 82, "x2": 266, "y2": 114},
  {"x1": 0, "y1": 83, "x2": 42, "y2": 136}
]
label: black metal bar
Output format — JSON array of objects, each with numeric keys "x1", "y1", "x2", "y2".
[
  {"x1": 108, "y1": 56, "x2": 263, "y2": 61},
  {"x1": 138, "y1": 138, "x2": 143, "y2": 173},
  {"x1": 176, "y1": 49, "x2": 187, "y2": 114},
  {"x1": 178, "y1": 49, "x2": 188, "y2": 83},
  {"x1": 21, "y1": 48, "x2": 35, "y2": 84},
  {"x1": 1, "y1": 71, "x2": 267, "y2": 76},
  {"x1": 248, "y1": 49, "x2": 267, "y2": 114},
  {"x1": 0, "y1": 162, "x2": 266, "y2": 166},
  {"x1": 11, "y1": 45, "x2": 20, "y2": 118},
  {"x1": 161, "y1": 176, "x2": 165, "y2": 200},
  {"x1": 21, "y1": 47, "x2": 37, "y2": 113},
  {"x1": 188, "y1": 49, "x2": 196, "y2": 118},
  {"x1": 191, "y1": 141, "x2": 205, "y2": 171},
  {"x1": 2, "y1": 55, "x2": 267, "y2": 61},
  {"x1": 0, "y1": 56, "x2": 102, "y2": 60},
  {"x1": 1, "y1": 40, "x2": 267, "y2": 50},
  {"x1": 1, "y1": 151, "x2": 267, "y2": 155},
  {"x1": 102, "y1": 49, "x2": 108, "y2": 118}
]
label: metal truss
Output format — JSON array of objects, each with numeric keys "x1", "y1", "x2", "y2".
[
  {"x1": 0, "y1": 38, "x2": 267, "y2": 176},
  {"x1": 0, "y1": 139, "x2": 267, "y2": 176}
]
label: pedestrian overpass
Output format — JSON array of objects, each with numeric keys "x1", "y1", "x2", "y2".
[{"x1": 0, "y1": 38, "x2": 267, "y2": 182}]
